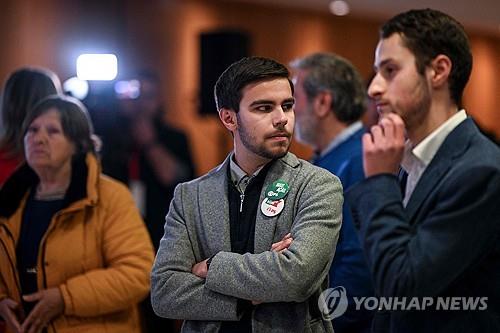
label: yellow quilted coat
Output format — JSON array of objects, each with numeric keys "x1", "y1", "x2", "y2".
[{"x1": 0, "y1": 153, "x2": 154, "y2": 333}]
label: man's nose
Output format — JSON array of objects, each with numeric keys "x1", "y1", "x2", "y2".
[
  {"x1": 273, "y1": 107, "x2": 288, "y2": 127},
  {"x1": 368, "y1": 73, "x2": 384, "y2": 99}
]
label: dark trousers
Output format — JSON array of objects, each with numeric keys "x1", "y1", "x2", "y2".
[{"x1": 141, "y1": 294, "x2": 175, "y2": 333}]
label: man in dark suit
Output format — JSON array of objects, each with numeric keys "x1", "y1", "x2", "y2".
[{"x1": 346, "y1": 8, "x2": 500, "y2": 333}]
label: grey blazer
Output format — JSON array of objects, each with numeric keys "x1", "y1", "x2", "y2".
[{"x1": 151, "y1": 152, "x2": 343, "y2": 333}]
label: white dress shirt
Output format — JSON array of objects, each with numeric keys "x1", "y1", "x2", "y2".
[{"x1": 401, "y1": 110, "x2": 467, "y2": 206}]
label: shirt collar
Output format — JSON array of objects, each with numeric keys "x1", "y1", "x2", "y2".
[
  {"x1": 229, "y1": 152, "x2": 265, "y2": 193},
  {"x1": 318, "y1": 121, "x2": 363, "y2": 158},
  {"x1": 402, "y1": 109, "x2": 467, "y2": 170}
]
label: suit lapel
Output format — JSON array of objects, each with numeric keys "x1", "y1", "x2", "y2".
[
  {"x1": 405, "y1": 118, "x2": 474, "y2": 220},
  {"x1": 200, "y1": 156, "x2": 232, "y2": 252},
  {"x1": 405, "y1": 161, "x2": 451, "y2": 220},
  {"x1": 254, "y1": 153, "x2": 300, "y2": 253},
  {"x1": 398, "y1": 168, "x2": 408, "y2": 197}
]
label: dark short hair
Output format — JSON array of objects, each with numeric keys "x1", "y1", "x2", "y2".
[
  {"x1": 1, "y1": 67, "x2": 61, "y2": 154},
  {"x1": 381, "y1": 8, "x2": 472, "y2": 107},
  {"x1": 214, "y1": 56, "x2": 293, "y2": 112},
  {"x1": 23, "y1": 95, "x2": 99, "y2": 156},
  {"x1": 290, "y1": 52, "x2": 366, "y2": 124}
]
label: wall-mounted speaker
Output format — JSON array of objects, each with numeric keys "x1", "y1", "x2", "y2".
[{"x1": 199, "y1": 30, "x2": 250, "y2": 115}]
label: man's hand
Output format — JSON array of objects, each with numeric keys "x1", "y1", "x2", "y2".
[
  {"x1": 192, "y1": 234, "x2": 294, "y2": 302},
  {"x1": 363, "y1": 113, "x2": 406, "y2": 177},
  {"x1": 0, "y1": 298, "x2": 24, "y2": 333},
  {"x1": 271, "y1": 233, "x2": 293, "y2": 253},
  {"x1": 21, "y1": 288, "x2": 64, "y2": 333},
  {"x1": 192, "y1": 258, "x2": 209, "y2": 279}
]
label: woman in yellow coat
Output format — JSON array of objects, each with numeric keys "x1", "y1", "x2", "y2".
[{"x1": 0, "y1": 95, "x2": 154, "y2": 333}]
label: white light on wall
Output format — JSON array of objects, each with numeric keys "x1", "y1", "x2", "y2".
[
  {"x1": 63, "y1": 76, "x2": 89, "y2": 100},
  {"x1": 76, "y1": 54, "x2": 118, "y2": 81},
  {"x1": 329, "y1": 0, "x2": 350, "y2": 16}
]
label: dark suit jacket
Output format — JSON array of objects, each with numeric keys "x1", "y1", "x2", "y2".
[
  {"x1": 346, "y1": 118, "x2": 500, "y2": 332},
  {"x1": 100, "y1": 114, "x2": 195, "y2": 249}
]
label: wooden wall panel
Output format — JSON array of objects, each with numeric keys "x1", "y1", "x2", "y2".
[{"x1": 1, "y1": 0, "x2": 499, "y2": 175}]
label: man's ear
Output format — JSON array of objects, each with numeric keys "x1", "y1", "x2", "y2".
[
  {"x1": 219, "y1": 108, "x2": 237, "y2": 132},
  {"x1": 429, "y1": 54, "x2": 452, "y2": 89},
  {"x1": 313, "y1": 91, "x2": 333, "y2": 118}
]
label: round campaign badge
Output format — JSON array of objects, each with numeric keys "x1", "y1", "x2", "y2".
[
  {"x1": 260, "y1": 198, "x2": 285, "y2": 217},
  {"x1": 265, "y1": 180, "x2": 289, "y2": 201}
]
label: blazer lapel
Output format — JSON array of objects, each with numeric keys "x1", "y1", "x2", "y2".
[
  {"x1": 405, "y1": 161, "x2": 451, "y2": 220},
  {"x1": 254, "y1": 153, "x2": 300, "y2": 253},
  {"x1": 398, "y1": 168, "x2": 408, "y2": 197},
  {"x1": 405, "y1": 119, "x2": 474, "y2": 220},
  {"x1": 200, "y1": 155, "x2": 232, "y2": 253}
]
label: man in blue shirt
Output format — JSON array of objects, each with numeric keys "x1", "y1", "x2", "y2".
[{"x1": 290, "y1": 52, "x2": 374, "y2": 333}]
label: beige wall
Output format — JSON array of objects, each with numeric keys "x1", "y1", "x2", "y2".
[{"x1": 1, "y1": 0, "x2": 499, "y2": 175}]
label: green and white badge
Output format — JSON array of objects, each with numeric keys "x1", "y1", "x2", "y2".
[
  {"x1": 261, "y1": 198, "x2": 285, "y2": 217},
  {"x1": 265, "y1": 180, "x2": 289, "y2": 200}
]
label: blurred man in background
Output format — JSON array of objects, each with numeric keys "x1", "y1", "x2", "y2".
[
  {"x1": 100, "y1": 71, "x2": 194, "y2": 333},
  {"x1": 291, "y1": 52, "x2": 374, "y2": 333}
]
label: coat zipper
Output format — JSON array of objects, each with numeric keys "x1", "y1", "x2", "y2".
[
  {"x1": 239, "y1": 194, "x2": 245, "y2": 213},
  {"x1": 41, "y1": 233, "x2": 58, "y2": 333},
  {"x1": 38, "y1": 208, "x2": 74, "y2": 333}
]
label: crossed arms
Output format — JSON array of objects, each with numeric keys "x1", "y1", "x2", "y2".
[{"x1": 151, "y1": 169, "x2": 343, "y2": 321}]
